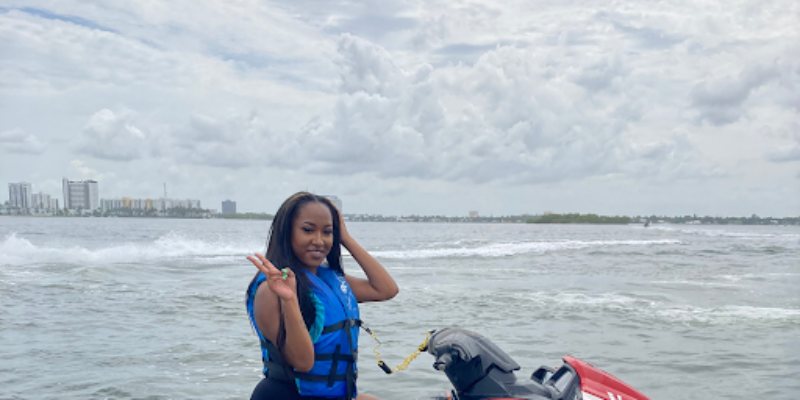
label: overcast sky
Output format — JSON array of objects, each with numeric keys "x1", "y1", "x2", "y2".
[{"x1": 1, "y1": 0, "x2": 798, "y2": 217}]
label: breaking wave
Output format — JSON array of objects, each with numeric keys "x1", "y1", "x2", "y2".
[
  {"x1": 0, "y1": 232, "x2": 262, "y2": 266},
  {"x1": 1, "y1": 233, "x2": 680, "y2": 265},
  {"x1": 650, "y1": 226, "x2": 800, "y2": 240},
  {"x1": 371, "y1": 239, "x2": 681, "y2": 259},
  {"x1": 514, "y1": 292, "x2": 800, "y2": 325}
]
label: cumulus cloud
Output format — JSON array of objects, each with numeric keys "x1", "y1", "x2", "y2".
[
  {"x1": 72, "y1": 107, "x2": 295, "y2": 169},
  {"x1": 691, "y1": 64, "x2": 778, "y2": 126},
  {"x1": 70, "y1": 159, "x2": 115, "y2": 180},
  {"x1": 627, "y1": 131, "x2": 727, "y2": 180},
  {"x1": 767, "y1": 146, "x2": 800, "y2": 163},
  {"x1": 80, "y1": 34, "x2": 699, "y2": 186},
  {"x1": 0, "y1": 127, "x2": 46, "y2": 154},
  {"x1": 766, "y1": 134, "x2": 800, "y2": 163},
  {"x1": 612, "y1": 22, "x2": 686, "y2": 50},
  {"x1": 411, "y1": 15, "x2": 450, "y2": 51},
  {"x1": 267, "y1": 35, "x2": 717, "y2": 184},
  {"x1": 76, "y1": 108, "x2": 149, "y2": 161},
  {"x1": 571, "y1": 55, "x2": 629, "y2": 92},
  {"x1": 776, "y1": 56, "x2": 800, "y2": 113},
  {"x1": 0, "y1": 9, "x2": 330, "y2": 107},
  {"x1": 167, "y1": 112, "x2": 285, "y2": 169},
  {"x1": 88, "y1": 33, "x2": 729, "y2": 185}
]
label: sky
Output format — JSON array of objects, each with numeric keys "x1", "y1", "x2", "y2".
[{"x1": 0, "y1": 0, "x2": 798, "y2": 217}]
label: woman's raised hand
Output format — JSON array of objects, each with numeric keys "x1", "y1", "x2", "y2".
[
  {"x1": 335, "y1": 205, "x2": 352, "y2": 245},
  {"x1": 247, "y1": 254, "x2": 297, "y2": 301}
]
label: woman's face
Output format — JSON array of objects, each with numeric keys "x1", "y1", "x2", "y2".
[{"x1": 291, "y1": 202, "x2": 334, "y2": 268}]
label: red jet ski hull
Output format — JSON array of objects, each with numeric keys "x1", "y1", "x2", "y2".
[{"x1": 564, "y1": 356, "x2": 649, "y2": 400}]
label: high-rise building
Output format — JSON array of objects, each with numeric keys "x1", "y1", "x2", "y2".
[
  {"x1": 62, "y1": 178, "x2": 69, "y2": 210},
  {"x1": 322, "y1": 195, "x2": 342, "y2": 212},
  {"x1": 102, "y1": 197, "x2": 201, "y2": 212},
  {"x1": 222, "y1": 200, "x2": 236, "y2": 215},
  {"x1": 62, "y1": 178, "x2": 99, "y2": 211},
  {"x1": 87, "y1": 181, "x2": 99, "y2": 210},
  {"x1": 8, "y1": 182, "x2": 32, "y2": 209},
  {"x1": 31, "y1": 192, "x2": 51, "y2": 209},
  {"x1": 101, "y1": 198, "x2": 123, "y2": 212}
]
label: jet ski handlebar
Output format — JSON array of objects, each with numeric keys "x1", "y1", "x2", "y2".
[
  {"x1": 419, "y1": 328, "x2": 649, "y2": 400},
  {"x1": 432, "y1": 352, "x2": 451, "y2": 371}
]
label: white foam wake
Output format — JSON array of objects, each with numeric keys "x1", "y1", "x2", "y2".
[
  {"x1": 0, "y1": 232, "x2": 262, "y2": 266},
  {"x1": 720, "y1": 273, "x2": 800, "y2": 282},
  {"x1": 654, "y1": 304, "x2": 800, "y2": 324},
  {"x1": 514, "y1": 292, "x2": 800, "y2": 325},
  {"x1": 650, "y1": 226, "x2": 800, "y2": 240},
  {"x1": 370, "y1": 239, "x2": 681, "y2": 259}
]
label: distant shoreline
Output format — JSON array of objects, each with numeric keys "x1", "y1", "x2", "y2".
[
  {"x1": 2, "y1": 213, "x2": 797, "y2": 226},
  {"x1": 0, "y1": 214, "x2": 211, "y2": 220}
]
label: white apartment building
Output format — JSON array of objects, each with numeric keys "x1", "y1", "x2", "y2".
[
  {"x1": 7, "y1": 184, "x2": 59, "y2": 214},
  {"x1": 33, "y1": 192, "x2": 50, "y2": 208},
  {"x1": 100, "y1": 199, "x2": 122, "y2": 212},
  {"x1": 62, "y1": 178, "x2": 99, "y2": 211},
  {"x1": 151, "y1": 198, "x2": 166, "y2": 211},
  {"x1": 8, "y1": 182, "x2": 32, "y2": 209},
  {"x1": 30, "y1": 192, "x2": 55, "y2": 214},
  {"x1": 31, "y1": 192, "x2": 49, "y2": 208},
  {"x1": 101, "y1": 197, "x2": 201, "y2": 212},
  {"x1": 164, "y1": 199, "x2": 201, "y2": 209}
]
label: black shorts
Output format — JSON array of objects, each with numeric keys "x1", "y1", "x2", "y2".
[{"x1": 250, "y1": 377, "x2": 342, "y2": 400}]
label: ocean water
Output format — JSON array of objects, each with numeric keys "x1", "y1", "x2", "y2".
[{"x1": 1, "y1": 217, "x2": 798, "y2": 400}]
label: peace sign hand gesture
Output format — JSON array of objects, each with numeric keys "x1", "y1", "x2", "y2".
[{"x1": 247, "y1": 254, "x2": 297, "y2": 301}]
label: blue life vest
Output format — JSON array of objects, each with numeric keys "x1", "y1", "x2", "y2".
[{"x1": 246, "y1": 266, "x2": 361, "y2": 399}]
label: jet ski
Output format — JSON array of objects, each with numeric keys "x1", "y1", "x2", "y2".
[{"x1": 416, "y1": 328, "x2": 650, "y2": 400}]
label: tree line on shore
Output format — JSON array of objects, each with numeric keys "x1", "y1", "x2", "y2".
[
  {"x1": 529, "y1": 213, "x2": 631, "y2": 224},
  {"x1": 217, "y1": 212, "x2": 800, "y2": 225},
  {"x1": 4, "y1": 207, "x2": 797, "y2": 225}
]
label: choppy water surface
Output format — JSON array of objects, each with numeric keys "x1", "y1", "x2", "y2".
[{"x1": 1, "y1": 217, "x2": 798, "y2": 399}]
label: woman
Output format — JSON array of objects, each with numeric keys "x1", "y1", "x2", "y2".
[{"x1": 246, "y1": 192, "x2": 399, "y2": 400}]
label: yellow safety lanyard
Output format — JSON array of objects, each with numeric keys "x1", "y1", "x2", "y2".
[{"x1": 360, "y1": 325, "x2": 433, "y2": 374}]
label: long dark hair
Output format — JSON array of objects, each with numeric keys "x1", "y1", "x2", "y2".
[{"x1": 247, "y1": 192, "x2": 344, "y2": 353}]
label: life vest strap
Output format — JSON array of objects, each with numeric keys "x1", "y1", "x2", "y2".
[
  {"x1": 321, "y1": 318, "x2": 362, "y2": 335},
  {"x1": 261, "y1": 340, "x2": 356, "y2": 383},
  {"x1": 260, "y1": 339, "x2": 356, "y2": 362},
  {"x1": 315, "y1": 352, "x2": 356, "y2": 362},
  {"x1": 263, "y1": 360, "x2": 293, "y2": 381},
  {"x1": 263, "y1": 359, "x2": 352, "y2": 382}
]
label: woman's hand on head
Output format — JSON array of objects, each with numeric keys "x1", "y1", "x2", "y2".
[
  {"x1": 247, "y1": 254, "x2": 297, "y2": 301},
  {"x1": 335, "y1": 206, "x2": 352, "y2": 245}
]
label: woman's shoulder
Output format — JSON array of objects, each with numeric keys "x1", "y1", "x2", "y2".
[
  {"x1": 248, "y1": 272, "x2": 268, "y2": 289},
  {"x1": 247, "y1": 272, "x2": 272, "y2": 301}
]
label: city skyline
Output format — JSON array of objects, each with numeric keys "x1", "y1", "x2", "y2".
[
  {"x1": 1, "y1": 2, "x2": 798, "y2": 217},
  {"x1": 5, "y1": 178, "x2": 204, "y2": 215},
  {"x1": 3, "y1": 179, "x2": 796, "y2": 220}
]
